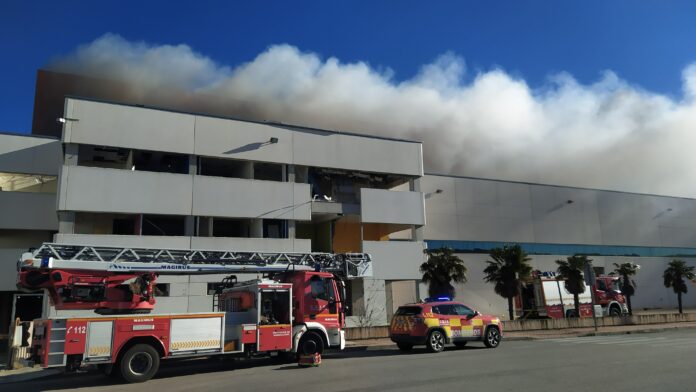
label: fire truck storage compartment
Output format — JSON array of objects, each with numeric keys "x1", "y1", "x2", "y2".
[
  {"x1": 169, "y1": 315, "x2": 224, "y2": 354},
  {"x1": 257, "y1": 289, "x2": 292, "y2": 351},
  {"x1": 84, "y1": 321, "x2": 113, "y2": 360}
]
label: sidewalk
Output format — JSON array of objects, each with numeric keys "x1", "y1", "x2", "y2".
[{"x1": 345, "y1": 319, "x2": 696, "y2": 349}]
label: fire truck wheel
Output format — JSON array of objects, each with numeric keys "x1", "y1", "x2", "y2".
[
  {"x1": 483, "y1": 327, "x2": 501, "y2": 348},
  {"x1": 298, "y1": 331, "x2": 324, "y2": 355},
  {"x1": 610, "y1": 306, "x2": 622, "y2": 316},
  {"x1": 118, "y1": 344, "x2": 160, "y2": 383},
  {"x1": 426, "y1": 330, "x2": 446, "y2": 353},
  {"x1": 396, "y1": 342, "x2": 413, "y2": 351}
]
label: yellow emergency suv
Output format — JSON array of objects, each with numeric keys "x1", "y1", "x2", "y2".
[{"x1": 389, "y1": 298, "x2": 502, "y2": 352}]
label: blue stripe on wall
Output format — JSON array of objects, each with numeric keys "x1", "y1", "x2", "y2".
[{"x1": 424, "y1": 240, "x2": 696, "y2": 258}]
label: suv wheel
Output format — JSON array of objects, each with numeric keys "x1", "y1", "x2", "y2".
[
  {"x1": 483, "y1": 327, "x2": 501, "y2": 348},
  {"x1": 426, "y1": 330, "x2": 446, "y2": 353}
]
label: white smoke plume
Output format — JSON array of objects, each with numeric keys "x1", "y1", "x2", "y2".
[{"x1": 49, "y1": 33, "x2": 696, "y2": 198}]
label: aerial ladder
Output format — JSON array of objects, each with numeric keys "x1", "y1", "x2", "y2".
[{"x1": 17, "y1": 243, "x2": 372, "y2": 315}]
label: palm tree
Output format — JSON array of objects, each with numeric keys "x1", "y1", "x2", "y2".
[
  {"x1": 420, "y1": 248, "x2": 467, "y2": 299},
  {"x1": 556, "y1": 255, "x2": 589, "y2": 317},
  {"x1": 612, "y1": 262, "x2": 640, "y2": 315},
  {"x1": 483, "y1": 244, "x2": 532, "y2": 320},
  {"x1": 663, "y1": 259, "x2": 695, "y2": 314}
]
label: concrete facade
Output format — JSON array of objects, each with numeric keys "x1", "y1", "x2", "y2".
[
  {"x1": 38, "y1": 97, "x2": 426, "y2": 325},
  {"x1": 2, "y1": 80, "x2": 696, "y2": 331}
]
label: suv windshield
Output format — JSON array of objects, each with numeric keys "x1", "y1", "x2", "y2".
[{"x1": 395, "y1": 306, "x2": 422, "y2": 316}]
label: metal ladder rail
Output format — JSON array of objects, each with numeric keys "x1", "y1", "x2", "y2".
[{"x1": 23, "y1": 243, "x2": 373, "y2": 278}]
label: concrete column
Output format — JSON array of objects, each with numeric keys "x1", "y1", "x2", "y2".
[
  {"x1": 250, "y1": 219, "x2": 263, "y2": 238},
  {"x1": 286, "y1": 165, "x2": 296, "y2": 239},
  {"x1": 189, "y1": 155, "x2": 198, "y2": 175},
  {"x1": 409, "y1": 178, "x2": 425, "y2": 241},
  {"x1": 243, "y1": 161, "x2": 254, "y2": 179},
  {"x1": 357, "y1": 278, "x2": 388, "y2": 326},
  {"x1": 58, "y1": 211, "x2": 75, "y2": 234},
  {"x1": 184, "y1": 216, "x2": 195, "y2": 236}
]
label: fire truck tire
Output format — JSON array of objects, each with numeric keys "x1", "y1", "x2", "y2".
[
  {"x1": 118, "y1": 344, "x2": 160, "y2": 383},
  {"x1": 298, "y1": 331, "x2": 324, "y2": 355},
  {"x1": 426, "y1": 330, "x2": 446, "y2": 353},
  {"x1": 609, "y1": 306, "x2": 622, "y2": 316},
  {"x1": 396, "y1": 342, "x2": 413, "y2": 351},
  {"x1": 483, "y1": 327, "x2": 501, "y2": 348}
]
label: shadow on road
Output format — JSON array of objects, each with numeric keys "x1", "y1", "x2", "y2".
[{"x1": 3, "y1": 345, "x2": 487, "y2": 390}]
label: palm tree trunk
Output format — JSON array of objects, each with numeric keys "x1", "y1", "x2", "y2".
[
  {"x1": 678, "y1": 292, "x2": 683, "y2": 314},
  {"x1": 626, "y1": 295, "x2": 632, "y2": 316},
  {"x1": 507, "y1": 296, "x2": 514, "y2": 320},
  {"x1": 573, "y1": 294, "x2": 580, "y2": 317}
]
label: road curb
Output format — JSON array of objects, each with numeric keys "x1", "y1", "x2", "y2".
[{"x1": 0, "y1": 368, "x2": 61, "y2": 385}]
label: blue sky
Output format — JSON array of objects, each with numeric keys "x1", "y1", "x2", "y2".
[{"x1": 2, "y1": 1, "x2": 696, "y2": 134}]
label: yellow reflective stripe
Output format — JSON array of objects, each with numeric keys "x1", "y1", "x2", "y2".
[{"x1": 171, "y1": 339, "x2": 221, "y2": 350}]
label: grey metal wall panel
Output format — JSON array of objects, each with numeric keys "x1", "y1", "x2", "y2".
[
  {"x1": 360, "y1": 188, "x2": 425, "y2": 225},
  {"x1": 0, "y1": 134, "x2": 62, "y2": 175},
  {"x1": 64, "y1": 98, "x2": 195, "y2": 154},
  {"x1": 0, "y1": 192, "x2": 58, "y2": 230},
  {"x1": 364, "y1": 240, "x2": 426, "y2": 280},
  {"x1": 423, "y1": 212, "x2": 459, "y2": 241},
  {"x1": 425, "y1": 174, "x2": 696, "y2": 248},
  {"x1": 456, "y1": 216, "x2": 535, "y2": 243},
  {"x1": 194, "y1": 116, "x2": 294, "y2": 164},
  {"x1": 60, "y1": 166, "x2": 193, "y2": 215},
  {"x1": 293, "y1": 131, "x2": 423, "y2": 176},
  {"x1": 192, "y1": 176, "x2": 310, "y2": 220}
]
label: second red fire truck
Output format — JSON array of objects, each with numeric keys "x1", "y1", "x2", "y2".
[
  {"x1": 515, "y1": 270, "x2": 628, "y2": 319},
  {"x1": 17, "y1": 243, "x2": 371, "y2": 382}
]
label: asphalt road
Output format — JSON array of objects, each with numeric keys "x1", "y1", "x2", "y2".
[{"x1": 8, "y1": 329, "x2": 696, "y2": 392}]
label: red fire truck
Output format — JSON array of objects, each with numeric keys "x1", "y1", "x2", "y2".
[
  {"x1": 515, "y1": 271, "x2": 627, "y2": 319},
  {"x1": 16, "y1": 243, "x2": 371, "y2": 383}
]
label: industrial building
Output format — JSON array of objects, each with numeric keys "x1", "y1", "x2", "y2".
[{"x1": 2, "y1": 70, "x2": 696, "y2": 339}]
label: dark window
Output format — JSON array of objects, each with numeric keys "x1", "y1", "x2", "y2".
[
  {"x1": 263, "y1": 219, "x2": 287, "y2": 238},
  {"x1": 453, "y1": 304, "x2": 476, "y2": 317},
  {"x1": 154, "y1": 284, "x2": 170, "y2": 297},
  {"x1": 254, "y1": 163, "x2": 283, "y2": 181},
  {"x1": 395, "y1": 306, "x2": 423, "y2": 316},
  {"x1": 213, "y1": 218, "x2": 248, "y2": 237},
  {"x1": 199, "y1": 157, "x2": 249, "y2": 178},
  {"x1": 309, "y1": 276, "x2": 334, "y2": 301},
  {"x1": 113, "y1": 218, "x2": 136, "y2": 235},
  {"x1": 597, "y1": 280, "x2": 608, "y2": 291},
  {"x1": 207, "y1": 283, "x2": 225, "y2": 295},
  {"x1": 142, "y1": 215, "x2": 186, "y2": 236},
  {"x1": 433, "y1": 304, "x2": 455, "y2": 315},
  {"x1": 133, "y1": 150, "x2": 188, "y2": 174}
]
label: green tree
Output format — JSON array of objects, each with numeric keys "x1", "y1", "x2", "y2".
[
  {"x1": 420, "y1": 248, "x2": 467, "y2": 299},
  {"x1": 483, "y1": 244, "x2": 533, "y2": 320},
  {"x1": 663, "y1": 259, "x2": 695, "y2": 314},
  {"x1": 612, "y1": 262, "x2": 640, "y2": 315},
  {"x1": 556, "y1": 255, "x2": 590, "y2": 318}
]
